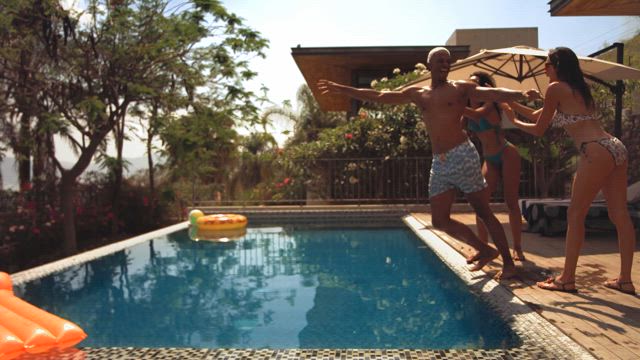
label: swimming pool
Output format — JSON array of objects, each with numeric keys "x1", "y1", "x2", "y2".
[
  {"x1": 9, "y1": 210, "x2": 596, "y2": 359},
  {"x1": 14, "y1": 224, "x2": 519, "y2": 350}
]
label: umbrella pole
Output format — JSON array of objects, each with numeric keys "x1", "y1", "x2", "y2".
[
  {"x1": 589, "y1": 42, "x2": 625, "y2": 138},
  {"x1": 614, "y1": 43, "x2": 624, "y2": 138}
]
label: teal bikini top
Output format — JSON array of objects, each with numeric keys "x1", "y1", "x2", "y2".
[{"x1": 467, "y1": 117, "x2": 500, "y2": 133}]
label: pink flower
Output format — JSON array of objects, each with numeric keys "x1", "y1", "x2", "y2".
[
  {"x1": 345, "y1": 133, "x2": 353, "y2": 140},
  {"x1": 283, "y1": 177, "x2": 291, "y2": 185},
  {"x1": 143, "y1": 196, "x2": 149, "y2": 206},
  {"x1": 32, "y1": 227, "x2": 41, "y2": 235},
  {"x1": 20, "y1": 182, "x2": 32, "y2": 191}
]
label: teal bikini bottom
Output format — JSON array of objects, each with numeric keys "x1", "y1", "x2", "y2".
[{"x1": 484, "y1": 142, "x2": 510, "y2": 166}]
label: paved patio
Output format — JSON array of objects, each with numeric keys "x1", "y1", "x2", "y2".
[{"x1": 412, "y1": 211, "x2": 640, "y2": 360}]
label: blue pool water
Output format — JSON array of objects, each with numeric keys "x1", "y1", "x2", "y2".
[{"x1": 15, "y1": 226, "x2": 520, "y2": 349}]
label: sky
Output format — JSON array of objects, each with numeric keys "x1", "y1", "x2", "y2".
[
  {"x1": 223, "y1": 0, "x2": 639, "y2": 110},
  {"x1": 47, "y1": 1, "x2": 640, "y2": 162}
]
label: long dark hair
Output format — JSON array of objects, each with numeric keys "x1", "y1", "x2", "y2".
[
  {"x1": 470, "y1": 71, "x2": 495, "y2": 87},
  {"x1": 548, "y1": 47, "x2": 594, "y2": 109},
  {"x1": 470, "y1": 71, "x2": 500, "y2": 113}
]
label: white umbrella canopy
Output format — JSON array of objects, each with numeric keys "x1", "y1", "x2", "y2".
[{"x1": 403, "y1": 45, "x2": 640, "y2": 93}]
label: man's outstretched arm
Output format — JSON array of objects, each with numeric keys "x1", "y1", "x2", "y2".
[
  {"x1": 317, "y1": 80, "x2": 415, "y2": 105},
  {"x1": 464, "y1": 81, "x2": 540, "y2": 103}
]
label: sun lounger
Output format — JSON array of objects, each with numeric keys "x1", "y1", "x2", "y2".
[{"x1": 519, "y1": 181, "x2": 640, "y2": 236}]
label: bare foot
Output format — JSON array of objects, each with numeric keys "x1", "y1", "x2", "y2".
[
  {"x1": 469, "y1": 249, "x2": 499, "y2": 271},
  {"x1": 466, "y1": 251, "x2": 481, "y2": 264},
  {"x1": 512, "y1": 248, "x2": 525, "y2": 261},
  {"x1": 494, "y1": 266, "x2": 517, "y2": 280}
]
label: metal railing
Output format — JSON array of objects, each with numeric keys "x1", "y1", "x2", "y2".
[{"x1": 194, "y1": 157, "x2": 542, "y2": 206}]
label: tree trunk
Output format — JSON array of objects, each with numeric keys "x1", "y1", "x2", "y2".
[
  {"x1": 112, "y1": 141, "x2": 124, "y2": 235},
  {"x1": 57, "y1": 121, "x2": 114, "y2": 256},
  {"x1": 17, "y1": 113, "x2": 32, "y2": 188},
  {"x1": 60, "y1": 172, "x2": 78, "y2": 255},
  {"x1": 147, "y1": 131, "x2": 156, "y2": 222},
  {"x1": 111, "y1": 114, "x2": 126, "y2": 235}
]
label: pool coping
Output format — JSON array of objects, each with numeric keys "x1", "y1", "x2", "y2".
[{"x1": 10, "y1": 211, "x2": 596, "y2": 359}]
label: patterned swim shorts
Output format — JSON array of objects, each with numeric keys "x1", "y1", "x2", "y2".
[{"x1": 429, "y1": 139, "x2": 487, "y2": 198}]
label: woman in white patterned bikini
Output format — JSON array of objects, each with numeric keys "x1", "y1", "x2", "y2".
[{"x1": 508, "y1": 47, "x2": 636, "y2": 295}]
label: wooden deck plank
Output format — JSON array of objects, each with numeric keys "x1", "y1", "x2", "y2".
[{"x1": 411, "y1": 211, "x2": 640, "y2": 360}]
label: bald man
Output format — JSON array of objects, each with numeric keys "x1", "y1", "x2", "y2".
[{"x1": 318, "y1": 47, "x2": 539, "y2": 279}]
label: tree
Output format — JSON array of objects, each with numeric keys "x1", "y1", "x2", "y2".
[
  {"x1": 160, "y1": 105, "x2": 240, "y2": 202},
  {"x1": 227, "y1": 131, "x2": 278, "y2": 200},
  {"x1": 0, "y1": 0, "x2": 268, "y2": 254},
  {"x1": 262, "y1": 85, "x2": 345, "y2": 146}
]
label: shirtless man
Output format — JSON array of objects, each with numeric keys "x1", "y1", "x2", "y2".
[{"x1": 318, "y1": 47, "x2": 538, "y2": 279}]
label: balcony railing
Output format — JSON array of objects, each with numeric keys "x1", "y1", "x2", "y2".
[{"x1": 194, "y1": 157, "x2": 543, "y2": 207}]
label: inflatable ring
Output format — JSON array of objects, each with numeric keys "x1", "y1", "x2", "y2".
[
  {"x1": 188, "y1": 210, "x2": 248, "y2": 231},
  {"x1": 189, "y1": 227, "x2": 247, "y2": 242}
]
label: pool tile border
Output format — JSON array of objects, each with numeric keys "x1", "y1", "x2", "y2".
[
  {"x1": 11, "y1": 222, "x2": 188, "y2": 285},
  {"x1": 10, "y1": 210, "x2": 596, "y2": 359},
  {"x1": 403, "y1": 215, "x2": 595, "y2": 360}
]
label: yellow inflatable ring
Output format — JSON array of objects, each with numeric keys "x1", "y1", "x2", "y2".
[
  {"x1": 195, "y1": 213, "x2": 248, "y2": 231},
  {"x1": 189, "y1": 227, "x2": 247, "y2": 242}
]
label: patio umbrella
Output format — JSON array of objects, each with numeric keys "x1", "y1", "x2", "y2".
[
  {"x1": 402, "y1": 45, "x2": 640, "y2": 94},
  {"x1": 401, "y1": 45, "x2": 640, "y2": 135}
]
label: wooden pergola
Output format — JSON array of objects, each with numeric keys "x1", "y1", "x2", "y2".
[
  {"x1": 291, "y1": 46, "x2": 469, "y2": 114},
  {"x1": 549, "y1": 0, "x2": 640, "y2": 16}
]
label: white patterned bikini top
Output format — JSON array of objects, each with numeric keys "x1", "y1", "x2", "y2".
[{"x1": 551, "y1": 110, "x2": 597, "y2": 128}]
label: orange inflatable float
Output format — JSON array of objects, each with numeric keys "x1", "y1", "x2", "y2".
[
  {"x1": 188, "y1": 226, "x2": 247, "y2": 242},
  {"x1": 0, "y1": 272, "x2": 87, "y2": 359},
  {"x1": 188, "y1": 210, "x2": 248, "y2": 231}
]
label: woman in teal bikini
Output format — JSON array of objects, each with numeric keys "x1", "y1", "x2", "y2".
[
  {"x1": 508, "y1": 47, "x2": 635, "y2": 295},
  {"x1": 464, "y1": 71, "x2": 525, "y2": 262}
]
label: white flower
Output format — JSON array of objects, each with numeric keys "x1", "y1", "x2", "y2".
[
  {"x1": 415, "y1": 63, "x2": 426, "y2": 70},
  {"x1": 9, "y1": 226, "x2": 17, "y2": 233},
  {"x1": 347, "y1": 162, "x2": 358, "y2": 171},
  {"x1": 370, "y1": 79, "x2": 378, "y2": 88},
  {"x1": 380, "y1": 77, "x2": 388, "y2": 82},
  {"x1": 420, "y1": 70, "x2": 428, "y2": 75},
  {"x1": 349, "y1": 176, "x2": 359, "y2": 184},
  {"x1": 400, "y1": 136, "x2": 407, "y2": 145},
  {"x1": 393, "y1": 68, "x2": 401, "y2": 75}
]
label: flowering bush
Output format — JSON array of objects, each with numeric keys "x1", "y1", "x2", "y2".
[
  {"x1": 0, "y1": 172, "x2": 170, "y2": 271},
  {"x1": 0, "y1": 187, "x2": 62, "y2": 270}
]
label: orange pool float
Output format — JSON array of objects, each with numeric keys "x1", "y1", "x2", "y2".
[
  {"x1": 189, "y1": 210, "x2": 248, "y2": 231},
  {"x1": 0, "y1": 272, "x2": 87, "y2": 358},
  {"x1": 189, "y1": 226, "x2": 247, "y2": 242}
]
